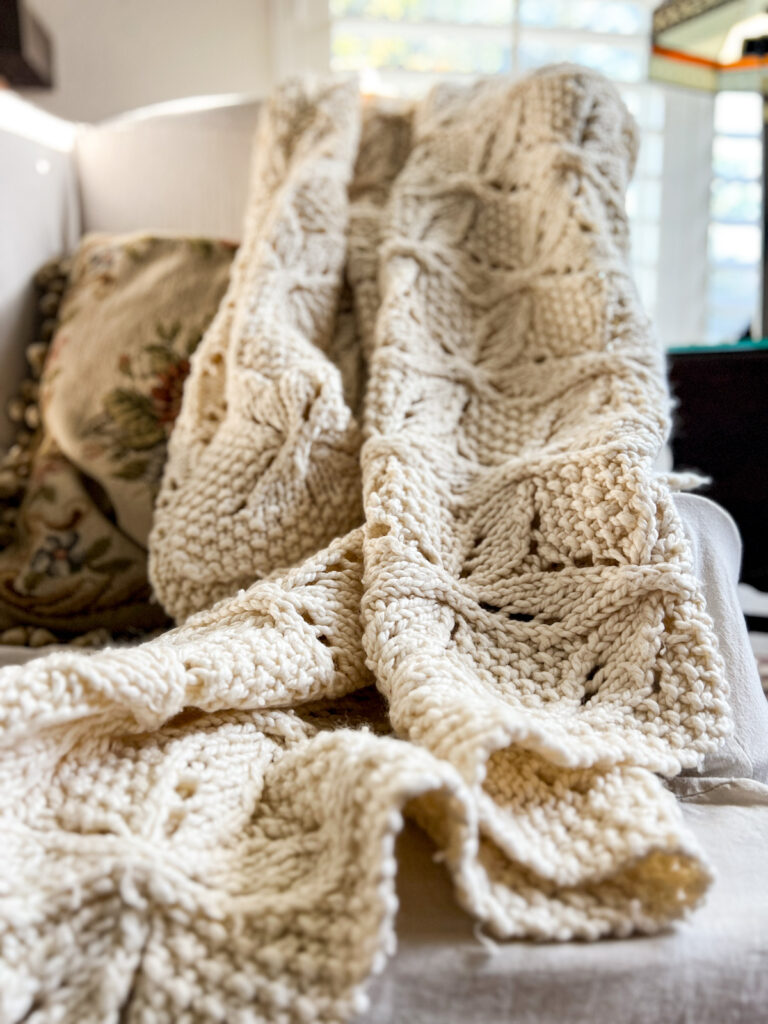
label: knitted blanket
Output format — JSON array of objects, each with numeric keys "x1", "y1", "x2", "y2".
[{"x1": 0, "y1": 68, "x2": 730, "y2": 1024}]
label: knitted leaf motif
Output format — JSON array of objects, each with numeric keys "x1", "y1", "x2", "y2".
[{"x1": 0, "y1": 72, "x2": 732, "y2": 1024}]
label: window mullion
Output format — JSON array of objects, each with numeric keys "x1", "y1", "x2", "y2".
[
  {"x1": 655, "y1": 87, "x2": 714, "y2": 346},
  {"x1": 511, "y1": 0, "x2": 520, "y2": 78}
]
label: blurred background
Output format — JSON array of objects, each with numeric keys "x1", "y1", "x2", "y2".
[
  {"x1": 2, "y1": 0, "x2": 764, "y2": 349},
  {"x1": 3, "y1": 0, "x2": 768, "y2": 631}
]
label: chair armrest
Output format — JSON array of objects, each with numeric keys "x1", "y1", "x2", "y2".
[{"x1": 0, "y1": 93, "x2": 80, "y2": 448}]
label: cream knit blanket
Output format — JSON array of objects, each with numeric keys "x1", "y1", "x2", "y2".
[{"x1": 0, "y1": 68, "x2": 730, "y2": 1024}]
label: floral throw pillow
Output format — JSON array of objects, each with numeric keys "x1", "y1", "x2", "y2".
[{"x1": 0, "y1": 233, "x2": 235, "y2": 644}]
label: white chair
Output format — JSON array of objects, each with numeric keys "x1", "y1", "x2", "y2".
[{"x1": 1, "y1": 90, "x2": 767, "y2": 1024}]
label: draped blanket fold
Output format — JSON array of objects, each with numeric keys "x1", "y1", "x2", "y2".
[{"x1": 0, "y1": 67, "x2": 730, "y2": 1024}]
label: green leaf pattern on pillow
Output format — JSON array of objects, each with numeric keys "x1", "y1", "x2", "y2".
[
  {"x1": 84, "y1": 319, "x2": 204, "y2": 492},
  {"x1": 0, "y1": 233, "x2": 236, "y2": 643}
]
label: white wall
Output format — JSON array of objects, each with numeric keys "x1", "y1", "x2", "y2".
[{"x1": 25, "y1": 0, "x2": 278, "y2": 122}]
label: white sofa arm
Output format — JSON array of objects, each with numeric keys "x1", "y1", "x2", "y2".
[
  {"x1": 75, "y1": 95, "x2": 261, "y2": 240},
  {"x1": 0, "y1": 91, "x2": 262, "y2": 452},
  {"x1": 0, "y1": 93, "x2": 80, "y2": 449}
]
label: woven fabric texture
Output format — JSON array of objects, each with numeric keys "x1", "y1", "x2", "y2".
[
  {"x1": 0, "y1": 68, "x2": 729, "y2": 1024},
  {"x1": 0, "y1": 234, "x2": 234, "y2": 645}
]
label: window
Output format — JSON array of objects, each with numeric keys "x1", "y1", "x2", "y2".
[
  {"x1": 707, "y1": 91, "x2": 762, "y2": 343},
  {"x1": 328, "y1": 0, "x2": 762, "y2": 347}
]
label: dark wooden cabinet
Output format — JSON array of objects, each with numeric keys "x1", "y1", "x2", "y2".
[{"x1": 668, "y1": 346, "x2": 768, "y2": 598}]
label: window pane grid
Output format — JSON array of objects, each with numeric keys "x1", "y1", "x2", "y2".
[
  {"x1": 713, "y1": 91, "x2": 762, "y2": 136},
  {"x1": 710, "y1": 178, "x2": 761, "y2": 224},
  {"x1": 706, "y1": 92, "x2": 763, "y2": 342},
  {"x1": 330, "y1": 1, "x2": 514, "y2": 26},
  {"x1": 330, "y1": 1, "x2": 742, "y2": 336},
  {"x1": 519, "y1": 0, "x2": 650, "y2": 34}
]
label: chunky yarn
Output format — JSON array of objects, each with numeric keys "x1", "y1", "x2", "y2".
[{"x1": 0, "y1": 68, "x2": 729, "y2": 1024}]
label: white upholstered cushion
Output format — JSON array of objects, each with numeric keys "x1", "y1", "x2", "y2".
[
  {"x1": 356, "y1": 492, "x2": 768, "y2": 1024},
  {"x1": 75, "y1": 96, "x2": 261, "y2": 239},
  {"x1": 360, "y1": 778, "x2": 768, "y2": 1024}
]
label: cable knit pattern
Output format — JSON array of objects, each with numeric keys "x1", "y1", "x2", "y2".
[
  {"x1": 149, "y1": 80, "x2": 364, "y2": 622},
  {"x1": 0, "y1": 69, "x2": 729, "y2": 1023}
]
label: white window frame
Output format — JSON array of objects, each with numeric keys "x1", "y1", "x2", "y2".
[
  {"x1": 656, "y1": 87, "x2": 715, "y2": 346},
  {"x1": 273, "y1": 0, "x2": 755, "y2": 348}
]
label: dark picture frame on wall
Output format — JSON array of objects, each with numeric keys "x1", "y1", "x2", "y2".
[{"x1": 0, "y1": 0, "x2": 53, "y2": 88}]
